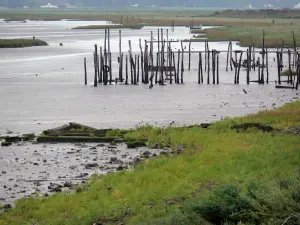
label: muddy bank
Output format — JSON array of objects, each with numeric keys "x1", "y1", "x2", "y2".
[{"x1": 0, "y1": 142, "x2": 161, "y2": 204}]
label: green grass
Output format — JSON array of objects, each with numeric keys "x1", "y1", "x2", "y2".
[
  {"x1": 0, "y1": 39, "x2": 48, "y2": 48},
  {"x1": 281, "y1": 69, "x2": 297, "y2": 76},
  {"x1": 0, "y1": 101, "x2": 299, "y2": 225},
  {"x1": 198, "y1": 24, "x2": 300, "y2": 47}
]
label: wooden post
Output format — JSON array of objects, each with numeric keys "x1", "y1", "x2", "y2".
[
  {"x1": 181, "y1": 45, "x2": 184, "y2": 84},
  {"x1": 170, "y1": 51, "x2": 173, "y2": 85},
  {"x1": 188, "y1": 40, "x2": 191, "y2": 71},
  {"x1": 292, "y1": 31, "x2": 296, "y2": 68},
  {"x1": 276, "y1": 52, "x2": 281, "y2": 85},
  {"x1": 237, "y1": 52, "x2": 243, "y2": 84},
  {"x1": 130, "y1": 56, "x2": 134, "y2": 85},
  {"x1": 119, "y1": 30, "x2": 122, "y2": 82},
  {"x1": 205, "y1": 41, "x2": 207, "y2": 71},
  {"x1": 109, "y1": 52, "x2": 112, "y2": 84},
  {"x1": 141, "y1": 54, "x2": 144, "y2": 83},
  {"x1": 150, "y1": 31, "x2": 153, "y2": 59},
  {"x1": 229, "y1": 41, "x2": 233, "y2": 71},
  {"x1": 217, "y1": 52, "x2": 219, "y2": 84},
  {"x1": 247, "y1": 49, "x2": 250, "y2": 84},
  {"x1": 252, "y1": 41, "x2": 256, "y2": 71},
  {"x1": 177, "y1": 49, "x2": 180, "y2": 84},
  {"x1": 160, "y1": 39, "x2": 164, "y2": 84},
  {"x1": 144, "y1": 40, "x2": 149, "y2": 83},
  {"x1": 226, "y1": 41, "x2": 230, "y2": 72},
  {"x1": 139, "y1": 38, "x2": 144, "y2": 83},
  {"x1": 155, "y1": 52, "x2": 159, "y2": 84},
  {"x1": 125, "y1": 55, "x2": 128, "y2": 85},
  {"x1": 261, "y1": 30, "x2": 265, "y2": 84},
  {"x1": 166, "y1": 29, "x2": 169, "y2": 81},
  {"x1": 288, "y1": 49, "x2": 292, "y2": 84},
  {"x1": 137, "y1": 55, "x2": 140, "y2": 83},
  {"x1": 207, "y1": 50, "x2": 210, "y2": 84},
  {"x1": 280, "y1": 40, "x2": 284, "y2": 72},
  {"x1": 172, "y1": 52, "x2": 176, "y2": 84},
  {"x1": 134, "y1": 55, "x2": 137, "y2": 85},
  {"x1": 103, "y1": 29, "x2": 108, "y2": 86},
  {"x1": 104, "y1": 29, "x2": 107, "y2": 58},
  {"x1": 266, "y1": 49, "x2": 269, "y2": 84},
  {"x1": 198, "y1": 52, "x2": 201, "y2": 84},
  {"x1": 257, "y1": 57, "x2": 261, "y2": 83},
  {"x1": 158, "y1": 29, "x2": 160, "y2": 56},
  {"x1": 93, "y1": 52, "x2": 97, "y2": 87},
  {"x1": 94, "y1": 44, "x2": 98, "y2": 79},
  {"x1": 84, "y1": 57, "x2": 87, "y2": 85},
  {"x1": 99, "y1": 47, "x2": 103, "y2": 83},
  {"x1": 180, "y1": 40, "x2": 184, "y2": 72},
  {"x1": 97, "y1": 54, "x2": 100, "y2": 82},
  {"x1": 212, "y1": 50, "x2": 216, "y2": 84}
]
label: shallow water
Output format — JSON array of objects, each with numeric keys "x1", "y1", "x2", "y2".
[
  {"x1": 0, "y1": 20, "x2": 299, "y2": 134},
  {"x1": 0, "y1": 20, "x2": 299, "y2": 204}
]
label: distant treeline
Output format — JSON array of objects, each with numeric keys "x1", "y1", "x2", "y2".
[
  {"x1": 213, "y1": 8, "x2": 300, "y2": 18},
  {"x1": 0, "y1": 0, "x2": 300, "y2": 9}
]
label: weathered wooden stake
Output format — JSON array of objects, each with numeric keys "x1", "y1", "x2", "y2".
[
  {"x1": 188, "y1": 40, "x2": 191, "y2": 71},
  {"x1": 133, "y1": 55, "x2": 137, "y2": 85},
  {"x1": 93, "y1": 52, "x2": 97, "y2": 87},
  {"x1": 237, "y1": 52, "x2": 243, "y2": 84},
  {"x1": 205, "y1": 41, "x2": 207, "y2": 71},
  {"x1": 266, "y1": 49, "x2": 269, "y2": 84},
  {"x1": 155, "y1": 52, "x2": 159, "y2": 84},
  {"x1": 257, "y1": 57, "x2": 261, "y2": 83},
  {"x1": 246, "y1": 49, "x2": 250, "y2": 84},
  {"x1": 261, "y1": 30, "x2": 265, "y2": 84},
  {"x1": 288, "y1": 49, "x2": 292, "y2": 84},
  {"x1": 207, "y1": 50, "x2": 210, "y2": 84},
  {"x1": 217, "y1": 52, "x2": 219, "y2": 84},
  {"x1": 212, "y1": 50, "x2": 216, "y2": 84},
  {"x1": 119, "y1": 30, "x2": 123, "y2": 82},
  {"x1": 137, "y1": 55, "x2": 140, "y2": 83},
  {"x1": 109, "y1": 52, "x2": 112, "y2": 84},
  {"x1": 125, "y1": 55, "x2": 128, "y2": 85},
  {"x1": 181, "y1": 46, "x2": 184, "y2": 84},
  {"x1": 99, "y1": 47, "x2": 103, "y2": 83},
  {"x1": 172, "y1": 52, "x2": 176, "y2": 84},
  {"x1": 84, "y1": 57, "x2": 87, "y2": 85},
  {"x1": 198, "y1": 52, "x2": 201, "y2": 84},
  {"x1": 177, "y1": 49, "x2": 180, "y2": 84},
  {"x1": 276, "y1": 52, "x2": 281, "y2": 85}
]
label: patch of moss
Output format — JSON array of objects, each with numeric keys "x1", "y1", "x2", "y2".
[
  {"x1": 1, "y1": 142, "x2": 12, "y2": 147},
  {"x1": 280, "y1": 69, "x2": 297, "y2": 76},
  {"x1": 127, "y1": 140, "x2": 147, "y2": 148},
  {"x1": 36, "y1": 136, "x2": 122, "y2": 143}
]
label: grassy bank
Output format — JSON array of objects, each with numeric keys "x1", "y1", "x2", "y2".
[
  {"x1": 0, "y1": 101, "x2": 299, "y2": 225},
  {"x1": 0, "y1": 39, "x2": 48, "y2": 48},
  {"x1": 192, "y1": 23, "x2": 300, "y2": 47}
]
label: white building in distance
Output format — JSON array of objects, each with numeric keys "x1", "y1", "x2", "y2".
[{"x1": 41, "y1": 3, "x2": 58, "y2": 8}]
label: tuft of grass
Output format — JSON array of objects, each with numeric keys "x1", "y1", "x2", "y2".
[
  {"x1": 0, "y1": 39, "x2": 48, "y2": 48},
  {"x1": 281, "y1": 69, "x2": 297, "y2": 76},
  {"x1": 0, "y1": 101, "x2": 299, "y2": 225},
  {"x1": 36, "y1": 136, "x2": 118, "y2": 143}
]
